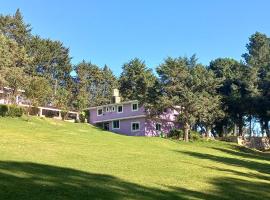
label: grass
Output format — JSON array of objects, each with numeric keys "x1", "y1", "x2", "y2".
[{"x1": 0, "y1": 116, "x2": 270, "y2": 200}]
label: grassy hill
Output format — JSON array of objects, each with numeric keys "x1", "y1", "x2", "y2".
[{"x1": 0, "y1": 117, "x2": 269, "y2": 200}]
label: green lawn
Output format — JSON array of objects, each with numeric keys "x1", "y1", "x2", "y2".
[{"x1": 0, "y1": 117, "x2": 269, "y2": 200}]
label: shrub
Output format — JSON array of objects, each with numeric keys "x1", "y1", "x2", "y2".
[
  {"x1": 61, "y1": 111, "x2": 68, "y2": 120},
  {"x1": 168, "y1": 128, "x2": 183, "y2": 139},
  {"x1": 0, "y1": 104, "x2": 8, "y2": 116},
  {"x1": 6, "y1": 105, "x2": 23, "y2": 117},
  {"x1": 79, "y1": 112, "x2": 86, "y2": 123},
  {"x1": 84, "y1": 110, "x2": 90, "y2": 123},
  {"x1": 189, "y1": 131, "x2": 202, "y2": 141}
]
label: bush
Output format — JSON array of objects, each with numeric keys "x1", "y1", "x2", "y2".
[
  {"x1": 79, "y1": 112, "x2": 86, "y2": 123},
  {"x1": 0, "y1": 104, "x2": 8, "y2": 116},
  {"x1": 6, "y1": 105, "x2": 24, "y2": 117},
  {"x1": 61, "y1": 111, "x2": 68, "y2": 120},
  {"x1": 168, "y1": 128, "x2": 183, "y2": 139},
  {"x1": 189, "y1": 131, "x2": 202, "y2": 141},
  {"x1": 84, "y1": 110, "x2": 90, "y2": 123}
]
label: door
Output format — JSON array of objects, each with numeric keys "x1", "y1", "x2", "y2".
[{"x1": 103, "y1": 122, "x2": 110, "y2": 131}]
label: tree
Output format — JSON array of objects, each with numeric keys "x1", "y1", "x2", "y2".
[
  {"x1": 24, "y1": 76, "x2": 52, "y2": 113},
  {"x1": 119, "y1": 58, "x2": 156, "y2": 103},
  {"x1": 157, "y1": 56, "x2": 222, "y2": 141},
  {"x1": 0, "y1": 9, "x2": 31, "y2": 45},
  {"x1": 243, "y1": 32, "x2": 270, "y2": 136},
  {"x1": 209, "y1": 58, "x2": 251, "y2": 136},
  {"x1": 54, "y1": 88, "x2": 72, "y2": 120},
  {"x1": 74, "y1": 61, "x2": 118, "y2": 108}
]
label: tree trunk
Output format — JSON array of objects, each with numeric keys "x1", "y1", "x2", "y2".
[
  {"x1": 206, "y1": 126, "x2": 211, "y2": 138},
  {"x1": 183, "y1": 122, "x2": 190, "y2": 142},
  {"x1": 260, "y1": 120, "x2": 264, "y2": 136},
  {"x1": 249, "y1": 115, "x2": 252, "y2": 137},
  {"x1": 239, "y1": 122, "x2": 243, "y2": 136},
  {"x1": 233, "y1": 123, "x2": 237, "y2": 136},
  {"x1": 264, "y1": 119, "x2": 269, "y2": 138}
]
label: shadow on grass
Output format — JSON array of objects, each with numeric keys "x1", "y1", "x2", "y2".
[
  {"x1": 175, "y1": 148, "x2": 270, "y2": 200},
  {"x1": 212, "y1": 145, "x2": 270, "y2": 162},
  {"x1": 0, "y1": 161, "x2": 269, "y2": 200},
  {"x1": 0, "y1": 161, "x2": 182, "y2": 200}
]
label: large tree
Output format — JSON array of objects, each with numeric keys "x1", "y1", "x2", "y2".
[
  {"x1": 243, "y1": 32, "x2": 270, "y2": 136},
  {"x1": 157, "y1": 56, "x2": 222, "y2": 141},
  {"x1": 74, "y1": 61, "x2": 118, "y2": 108},
  {"x1": 119, "y1": 58, "x2": 156, "y2": 103},
  {"x1": 0, "y1": 9, "x2": 31, "y2": 45},
  {"x1": 0, "y1": 33, "x2": 30, "y2": 103},
  {"x1": 24, "y1": 76, "x2": 52, "y2": 110}
]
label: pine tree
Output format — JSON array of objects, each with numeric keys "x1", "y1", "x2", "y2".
[{"x1": 119, "y1": 58, "x2": 156, "y2": 103}]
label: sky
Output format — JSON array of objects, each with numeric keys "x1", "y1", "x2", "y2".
[{"x1": 1, "y1": 0, "x2": 270, "y2": 76}]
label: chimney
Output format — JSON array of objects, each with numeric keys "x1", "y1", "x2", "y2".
[{"x1": 111, "y1": 89, "x2": 121, "y2": 104}]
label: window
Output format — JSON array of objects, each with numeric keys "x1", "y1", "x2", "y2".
[
  {"x1": 112, "y1": 120, "x2": 120, "y2": 129},
  {"x1": 156, "y1": 123, "x2": 162, "y2": 131},
  {"x1": 111, "y1": 106, "x2": 115, "y2": 112},
  {"x1": 132, "y1": 102, "x2": 138, "y2": 111},
  {"x1": 117, "y1": 105, "x2": 123, "y2": 113},
  {"x1": 131, "y1": 122, "x2": 140, "y2": 132},
  {"x1": 97, "y1": 108, "x2": 103, "y2": 116},
  {"x1": 106, "y1": 107, "x2": 110, "y2": 112}
]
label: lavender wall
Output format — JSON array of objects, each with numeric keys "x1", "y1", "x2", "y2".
[
  {"x1": 145, "y1": 118, "x2": 180, "y2": 137},
  {"x1": 89, "y1": 102, "x2": 145, "y2": 123},
  {"x1": 89, "y1": 102, "x2": 180, "y2": 137},
  {"x1": 108, "y1": 117, "x2": 146, "y2": 136}
]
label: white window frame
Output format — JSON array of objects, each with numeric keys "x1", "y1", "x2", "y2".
[
  {"x1": 111, "y1": 106, "x2": 115, "y2": 112},
  {"x1": 156, "y1": 123, "x2": 162, "y2": 131},
  {"x1": 117, "y1": 105, "x2": 123, "y2": 113},
  {"x1": 112, "y1": 120, "x2": 120, "y2": 129},
  {"x1": 131, "y1": 121, "x2": 140, "y2": 132},
  {"x1": 97, "y1": 107, "x2": 103, "y2": 116},
  {"x1": 131, "y1": 102, "x2": 139, "y2": 111},
  {"x1": 106, "y1": 106, "x2": 110, "y2": 112}
]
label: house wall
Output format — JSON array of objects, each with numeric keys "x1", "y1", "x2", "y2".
[
  {"x1": 89, "y1": 102, "x2": 145, "y2": 123},
  {"x1": 145, "y1": 118, "x2": 180, "y2": 137},
  {"x1": 89, "y1": 103, "x2": 180, "y2": 137},
  {"x1": 108, "y1": 117, "x2": 146, "y2": 136}
]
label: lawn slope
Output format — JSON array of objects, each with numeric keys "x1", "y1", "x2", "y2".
[{"x1": 0, "y1": 117, "x2": 270, "y2": 200}]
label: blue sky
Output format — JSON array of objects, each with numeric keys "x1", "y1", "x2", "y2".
[{"x1": 1, "y1": 0, "x2": 270, "y2": 76}]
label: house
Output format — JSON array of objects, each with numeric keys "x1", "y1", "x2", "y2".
[
  {"x1": 88, "y1": 89, "x2": 180, "y2": 136},
  {"x1": 0, "y1": 87, "x2": 79, "y2": 120}
]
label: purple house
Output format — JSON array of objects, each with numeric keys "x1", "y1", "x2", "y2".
[{"x1": 88, "y1": 89, "x2": 180, "y2": 136}]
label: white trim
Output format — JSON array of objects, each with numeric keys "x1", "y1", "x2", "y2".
[
  {"x1": 131, "y1": 102, "x2": 138, "y2": 111},
  {"x1": 111, "y1": 106, "x2": 115, "y2": 112},
  {"x1": 93, "y1": 115, "x2": 146, "y2": 123},
  {"x1": 97, "y1": 107, "x2": 103, "y2": 116},
  {"x1": 106, "y1": 106, "x2": 110, "y2": 112},
  {"x1": 131, "y1": 121, "x2": 140, "y2": 132},
  {"x1": 112, "y1": 120, "x2": 120, "y2": 129},
  {"x1": 88, "y1": 100, "x2": 138, "y2": 110},
  {"x1": 117, "y1": 104, "x2": 123, "y2": 113}
]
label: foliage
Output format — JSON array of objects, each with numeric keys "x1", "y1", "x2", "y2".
[
  {"x1": 0, "y1": 104, "x2": 8, "y2": 116},
  {"x1": 157, "y1": 56, "x2": 223, "y2": 141},
  {"x1": 24, "y1": 76, "x2": 52, "y2": 108},
  {"x1": 0, "y1": 105, "x2": 24, "y2": 117},
  {"x1": 74, "y1": 61, "x2": 118, "y2": 108},
  {"x1": 79, "y1": 112, "x2": 86, "y2": 123},
  {"x1": 119, "y1": 58, "x2": 156, "y2": 103}
]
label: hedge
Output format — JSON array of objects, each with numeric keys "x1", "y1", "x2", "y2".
[
  {"x1": 0, "y1": 104, "x2": 8, "y2": 117},
  {"x1": 0, "y1": 104, "x2": 24, "y2": 117}
]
